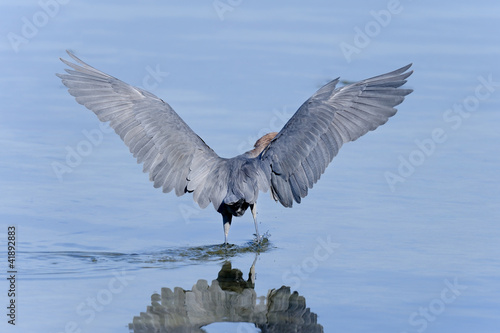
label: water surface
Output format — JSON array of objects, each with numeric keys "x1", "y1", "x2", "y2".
[{"x1": 1, "y1": 1, "x2": 499, "y2": 332}]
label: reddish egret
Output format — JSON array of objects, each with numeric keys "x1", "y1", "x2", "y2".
[{"x1": 57, "y1": 51, "x2": 413, "y2": 244}]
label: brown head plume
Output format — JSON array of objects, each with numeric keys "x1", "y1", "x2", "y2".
[{"x1": 247, "y1": 132, "x2": 278, "y2": 157}]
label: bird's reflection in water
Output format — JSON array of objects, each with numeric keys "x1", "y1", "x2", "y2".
[{"x1": 129, "y1": 257, "x2": 323, "y2": 332}]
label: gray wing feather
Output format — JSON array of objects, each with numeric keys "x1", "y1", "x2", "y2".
[
  {"x1": 57, "y1": 51, "x2": 226, "y2": 209},
  {"x1": 261, "y1": 64, "x2": 413, "y2": 207}
]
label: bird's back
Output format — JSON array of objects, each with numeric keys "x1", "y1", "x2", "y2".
[{"x1": 216, "y1": 155, "x2": 270, "y2": 217}]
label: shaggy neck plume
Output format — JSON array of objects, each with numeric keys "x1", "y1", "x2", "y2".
[{"x1": 247, "y1": 132, "x2": 278, "y2": 157}]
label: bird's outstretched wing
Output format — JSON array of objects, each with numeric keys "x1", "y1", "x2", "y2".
[
  {"x1": 260, "y1": 65, "x2": 413, "y2": 207},
  {"x1": 57, "y1": 51, "x2": 226, "y2": 209}
]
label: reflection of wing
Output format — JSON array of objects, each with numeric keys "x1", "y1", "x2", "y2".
[
  {"x1": 258, "y1": 286, "x2": 323, "y2": 333},
  {"x1": 260, "y1": 65, "x2": 413, "y2": 207},
  {"x1": 129, "y1": 280, "x2": 323, "y2": 332},
  {"x1": 57, "y1": 51, "x2": 227, "y2": 209}
]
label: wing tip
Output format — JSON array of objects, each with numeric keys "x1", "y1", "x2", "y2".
[
  {"x1": 65, "y1": 49, "x2": 84, "y2": 64},
  {"x1": 389, "y1": 63, "x2": 413, "y2": 79},
  {"x1": 400, "y1": 63, "x2": 412, "y2": 72}
]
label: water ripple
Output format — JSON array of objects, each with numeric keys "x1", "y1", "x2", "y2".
[{"x1": 19, "y1": 236, "x2": 274, "y2": 279}]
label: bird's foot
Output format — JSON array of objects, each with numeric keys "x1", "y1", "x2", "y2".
[{"x1": 222, "y1": 241, "x2": 236, "y2": 249}]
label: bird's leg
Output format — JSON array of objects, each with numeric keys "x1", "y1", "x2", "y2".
[
  {"x1": 247, "y1": 253, "x2": 259, "y2": 288},
  {"x1": 222, "y1": 213, "x2": 232, "y2": 245},
  {"x1": 250, "y1": 203, "x2": 261, "y2": 242}
]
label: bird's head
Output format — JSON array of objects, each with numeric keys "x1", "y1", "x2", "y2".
[{"x1": 246, "y1": 132, "x2": 278, "y2": 158}]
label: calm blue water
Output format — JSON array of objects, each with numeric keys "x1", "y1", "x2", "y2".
[{"x1": 1, "y1": 1, "x2": 499, "y2": 332}]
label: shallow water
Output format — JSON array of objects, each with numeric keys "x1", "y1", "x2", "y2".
[
  {"x1": 22, "y1": 237, "x2": 274, "y2": 279},
  {"x1": 1, "y1": 1, "x2": 500, "y2": 332}
]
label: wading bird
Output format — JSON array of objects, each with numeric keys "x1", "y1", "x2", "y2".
[{"x1": 57, "y1": 51, "x2": 412, "y2": 244}]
